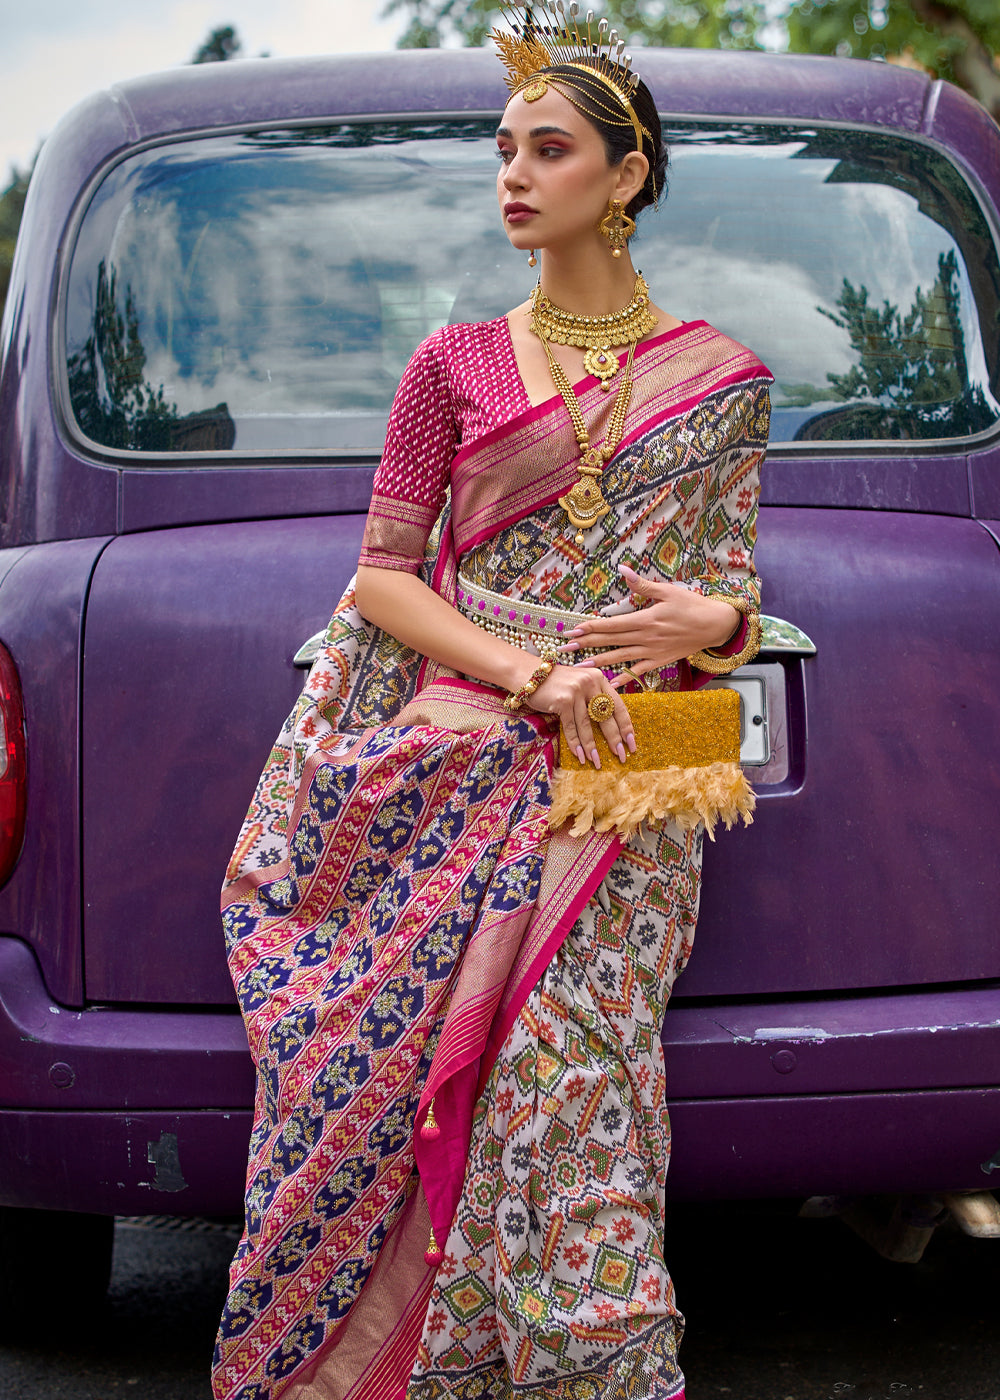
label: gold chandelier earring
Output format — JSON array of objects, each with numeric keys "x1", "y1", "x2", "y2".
[{"x1": 599, "y1": 199, "x2": 636, "y2": 258}]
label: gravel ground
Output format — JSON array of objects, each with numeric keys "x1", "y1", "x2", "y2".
[{"x1": 0, "y1": 1201, "x2": 996, "y2": 1400}]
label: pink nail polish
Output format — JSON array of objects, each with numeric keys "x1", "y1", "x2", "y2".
[
  {"x1": 627, "y1": 733, "x2": 637, "y2": 754},
  {"x1": 616, "y1": 743, "x2": 626, "y2": 763},
  {"x1": 575, "y1": 746, "x2": 585, "y2": 763},
  {"x1": 591, "y1": 749, "x2": 601, "y2": 770}
]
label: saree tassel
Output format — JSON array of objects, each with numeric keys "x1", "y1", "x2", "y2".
[
  {"x1": 549, "y1": 762, "x2": 755, "y2": 840},
  {"x1": 424, "y1": 1226, "x2": 444, "y2": 1266},
  {"x1": 420, "y1": 1098, "x2": 441, "y2": 1142}
]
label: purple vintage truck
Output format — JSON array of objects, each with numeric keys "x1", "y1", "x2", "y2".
[{"x1": 1, "y1": 47, "x2": 999, "y2": 1302}]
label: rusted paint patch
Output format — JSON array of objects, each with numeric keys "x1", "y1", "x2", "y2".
[{"x1": 147, "y1": 1131, "x2": 188, "y2": 1192}]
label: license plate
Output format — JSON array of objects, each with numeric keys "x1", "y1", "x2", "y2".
[{"x1": 707, "y1": 674, "x2": 769, "y2": 766}]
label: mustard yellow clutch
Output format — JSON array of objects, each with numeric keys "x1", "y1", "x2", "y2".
[{"x1": 550, "y1": 688, "x2": 755, "y2": 839}]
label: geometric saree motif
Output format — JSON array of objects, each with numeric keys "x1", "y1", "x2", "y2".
[{"x1": 408, "y1": 822, "x2": 702, "y2": 1400}]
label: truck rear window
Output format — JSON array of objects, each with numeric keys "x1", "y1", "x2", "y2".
[{"x1": 62, "y1": 119, "x2": 1000, "y2": 456}]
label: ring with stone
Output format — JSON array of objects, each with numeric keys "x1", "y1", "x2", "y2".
[{"x1": 587, "y1": 694, "x2": 616, "y2": 723}]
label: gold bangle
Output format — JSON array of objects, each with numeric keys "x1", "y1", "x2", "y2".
[
  {"x1": 688, "y1": 596, "x2": 762, "y2": 675},
  {"x1": 503, "y1": 654, "x2": 557, "y2": 712}
]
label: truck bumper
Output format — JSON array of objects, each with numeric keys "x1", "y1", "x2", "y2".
[{"x1": 1, "y1": 937, "x2": 998, "y2": 1211}]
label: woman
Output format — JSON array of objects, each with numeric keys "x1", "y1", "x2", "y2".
[{"x1": 213, "y1": 8, "x2": 771, "y2": 1398}]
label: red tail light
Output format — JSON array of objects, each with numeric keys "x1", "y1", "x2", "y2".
[{"x1": 0, "y1": 644, "x2": 26, "y2": 886}]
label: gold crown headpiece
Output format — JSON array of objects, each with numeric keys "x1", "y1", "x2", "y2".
[{"x1": 492, "y1": 2, "x2": 652, "y2": 159}]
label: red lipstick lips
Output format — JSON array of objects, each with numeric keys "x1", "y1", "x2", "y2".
[{"x1": 504, "y1": 202, "x2": 537, "y2": 222}]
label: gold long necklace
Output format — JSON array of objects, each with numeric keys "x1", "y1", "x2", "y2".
[{"x1": 531, "y1": 277, "x2": 654, "y2": 546}]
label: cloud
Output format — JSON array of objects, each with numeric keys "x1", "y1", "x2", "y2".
[{"x1": 0, "y1": 0, "x2": 405, "y2": 177}]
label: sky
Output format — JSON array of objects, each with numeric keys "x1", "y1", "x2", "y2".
[{"x1": 0, "y1": 0, "x2": 409, "y2": 179}]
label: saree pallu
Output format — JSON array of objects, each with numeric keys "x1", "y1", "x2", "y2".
[{"x1": 213, "y1": 322, "x2": 772, "y2": 1400}]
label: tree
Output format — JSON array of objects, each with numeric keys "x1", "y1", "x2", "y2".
[
  {"x1": 0, "y1": 165, "x2": 32, "y2": 328},
  {"x1": 381, "y1": 1, "x2": 1000, "y2": 118},
  {"x1": 191, "y1": 24, "x2": 242, "y2": 64},
  {"x1": 67, "y1": 260, "x2": 181, "y2": 450},
  {"x1": 66, "y1": 259, "x2": 235, "y2": 451},
  {"x1": 802, "y1": 251, "x2": 993, "y2": 439},
  {"x1": 783, "y1": 1, "x2": 1000, "y2": 121},
  {"x1": 381, "y1": 0, "x2": 759, "y2": 51}
]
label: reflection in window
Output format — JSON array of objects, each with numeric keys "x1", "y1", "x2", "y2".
[
  {"x1": 797, "y1": 250, "x2": 992, "y2": 440},
  {"x1": 63, "y1": 120, "x2": 1000, "y2": 457},
  {"x1": 68, "y1": 260, "x2": 235, "y2": 450}
]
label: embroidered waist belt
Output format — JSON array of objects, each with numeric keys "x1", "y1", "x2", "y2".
[
  {"x1": 456, "y1": 573, "x2": 595, "y2": 649},
  {"x1": 455, "y1": 572, "x2": 678, "y2": 683}
]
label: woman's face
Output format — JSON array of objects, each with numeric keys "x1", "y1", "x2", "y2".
[{"x1": 496, "y1": 84, "x2": 620, "y2": 257}]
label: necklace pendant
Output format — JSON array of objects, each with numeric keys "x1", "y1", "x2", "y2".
[
  {"x1": 583, "y1": 344, "x2": 619, "y2": 389},
  {"x1": 559, "y1": 471, "x2": 612, "y2": 533}
]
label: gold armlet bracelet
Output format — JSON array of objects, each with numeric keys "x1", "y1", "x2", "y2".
[
  {"x1": 688, "y1": 596, "x2": 762, "y2": 675},
  {"x1": 503, "y1": 654, "x2": 557, "y2": 712}
]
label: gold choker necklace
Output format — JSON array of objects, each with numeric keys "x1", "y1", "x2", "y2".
[{"x1": 529, "y1": 273, "x2": 657, "y2": 390}]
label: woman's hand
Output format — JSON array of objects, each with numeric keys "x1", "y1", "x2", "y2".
[
  {"x1": 527, "y1": 663, "x2": 636, "y2": 769},
  {"x1": 556, "y1": 564, "x2": 739, "y2": 685}
]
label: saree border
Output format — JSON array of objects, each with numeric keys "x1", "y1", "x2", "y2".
[
  {"x1": 384, "y1": 681, "x2": 623, "y2": 1258},
  {"x1": 451, "y1": 322, "x2": 771, "y2": 558}
]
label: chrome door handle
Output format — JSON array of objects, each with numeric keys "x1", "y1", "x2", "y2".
[{"x1": 759, "y1": 615, "x2": 816, "y2": 655}]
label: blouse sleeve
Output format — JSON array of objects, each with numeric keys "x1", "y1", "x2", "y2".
[
  {"x1": 688, "y1": 380, "x2": 771, "y2": 674},
  {"x1": 357, "y1": 331, "x2": 457, "y2": 574}
]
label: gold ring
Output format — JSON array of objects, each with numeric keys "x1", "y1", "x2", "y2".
[{"x1": 587, "y1": 694, "x2": 616, "y2": 723}]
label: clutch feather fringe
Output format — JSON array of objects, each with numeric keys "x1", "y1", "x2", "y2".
[
  {"x1": 550, "y1": 762, "x2": 755, "y2": 839},
  {"x1": 551, "y1": 687, "x2": 755, "y2": 839}
]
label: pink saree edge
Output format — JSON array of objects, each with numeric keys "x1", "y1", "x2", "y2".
[
  {"x1": 613, "y1": 357, "x2": 774, "y2": 460},
  {"x1": 278, "y1": 1186, "x2": 436, "y2": 1400},
  {"x1": 413, "y1": 826, "x2": 621, "y2": 1258},
  {"x1": 344, "y1": 1275, "x2": 434, "y2": 1400},
  {"x1": 454, "y1": 352, "x2": 773, "y2": 558},
  {"x1": 312, "y1": 1277, "x2": 432, "y2": 1400},
  {"x1": 449, "y1": 319, "x2": 712, "y2": 476},
  {"x1": 478, "y1": 831, "x2": 622, "y2": 1096}
]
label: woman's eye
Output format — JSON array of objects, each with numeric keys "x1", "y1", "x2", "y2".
[{"x1": 496, "y1": 148, "x2": 514, "y2": 163}]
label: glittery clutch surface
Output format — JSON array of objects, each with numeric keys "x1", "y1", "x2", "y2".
[{"x1": 550, "y1": 688, "x2": 755, "y2": 839}]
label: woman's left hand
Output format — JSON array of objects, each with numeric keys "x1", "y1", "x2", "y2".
[{"x1": 556, "y1": 564, "x2": 739, "y2": 685}]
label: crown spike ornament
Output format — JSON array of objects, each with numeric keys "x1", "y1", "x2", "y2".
[{"x1": 492, "y1": 2, "x2": 649, "y2": 160}]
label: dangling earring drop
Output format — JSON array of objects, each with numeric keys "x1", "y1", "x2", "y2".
[
  {"x1": 528, "y1": 249, "x2": 537, "y2": 267},
  {"x1": 599, "y1": 200, "x2": 636, "y2": 259}
]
